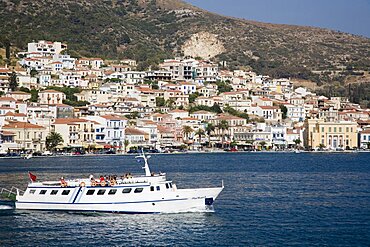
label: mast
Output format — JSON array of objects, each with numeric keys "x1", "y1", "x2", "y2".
[{"x1": 135, "y1": 149, "x2": 151, "y2": 176}]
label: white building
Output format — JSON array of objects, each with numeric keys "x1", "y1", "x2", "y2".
[
  {"x1": 26, "y1": 41, "x2": 67, "y2": 57},
  {"x1": 84, "y1": 115, "x2": 127, "y2": 147}
]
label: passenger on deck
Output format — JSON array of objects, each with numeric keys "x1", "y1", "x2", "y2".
[{"x1": 60, "y1": 177, "x2": 67, "y2": 187}]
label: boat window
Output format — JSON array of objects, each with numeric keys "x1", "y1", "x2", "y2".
[
  {"x1": 150, "y1": 186, "x2": 154, "y2": 191},
  {"x1": 122, "y1": 188, "x2": 132, "y2": 193},
  {"x1": 50, "y1": 190, "x2": 58, "y2": 195},
  {"x1": 156, "y1": 186, "x2": 160, "y2": 191},
  {"x1": 39, "y1": 190, "x2": 47, "y2": 195},
  {"x1": 86, "y1": 189, "x2": 95, "y2": 195},
  {"x1": 62, "y1": 190, "x2": 70, "y2": 195},
  {"x1": 29, "y1": 189, "x2": 36, "y2": 194},
  {"x1": 134, "y1": 188, "x2": 143, "y2": 193},
  {"x1": 169, "y1": 183, "x2": 172, "y2": 188},
  {"x1": 97, "y1": 189, "x2": 106, "y2": 195},
  {"x1": 165, "y1": 183, "x2": 169, "y2": 189},
  {"x1": 108, "y1": 189, "x2": 117, "y2": 195}
]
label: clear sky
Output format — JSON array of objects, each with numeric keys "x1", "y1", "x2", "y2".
[{"x1": 185, "y1": 0, "x2": 370, "y2": 38}]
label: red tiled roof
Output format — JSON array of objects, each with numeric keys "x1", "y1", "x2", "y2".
[
  {"x1": 125, "y1": 128, "x2": 147, "y2": 135},
  {"x1": 3, "y1": 121, "x2": 45, "y2": 129},
  {"x1": 0, "y1": 97, "x2": 16, "y2": 101},
  {"x1": 101, "y1": 115, "x2": 127, "y2": 121}
]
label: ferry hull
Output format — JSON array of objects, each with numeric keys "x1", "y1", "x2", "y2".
[{"x1": 15, "y1": 187, "x2": 223, "y2": 214}]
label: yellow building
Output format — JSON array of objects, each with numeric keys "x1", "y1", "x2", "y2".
[
  {"x1": 2, "y1": 121, "x2": 48, "y2": 152},
  {"x1": 52, "y1": 118, "x2": 97, "y2": 148},
  {"x1": 304, "y1": 119, "x2": 358, "y2": 149}
]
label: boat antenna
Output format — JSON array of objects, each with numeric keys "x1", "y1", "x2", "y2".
[{"x1": 135, "y1": 148, "x2": 151, "y2": 176}]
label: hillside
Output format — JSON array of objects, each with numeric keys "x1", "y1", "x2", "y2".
[{"x1": 1, "y1": 0, "x2": 370, "y2": 83}]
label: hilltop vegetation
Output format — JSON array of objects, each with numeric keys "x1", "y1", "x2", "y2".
[{"x1": 0, "y1": 0, "x2": 369, "y2": 85}]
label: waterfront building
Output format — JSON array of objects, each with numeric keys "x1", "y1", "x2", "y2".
[
  {"x1": 359, "y1": 128, "x2": 370, "y2": 149},
  {"x1": 83, "y1": 115, "x2": 127, "y2": 148},
  {"x1": 2, "y1": 121, "x2": 47, "y2": 152},
  {"x1": 304, "y1": 119, "x2": 358, "y2": 150},
  {"x1": 52, "y1": 118, "x2": 97, "y2": 148}
]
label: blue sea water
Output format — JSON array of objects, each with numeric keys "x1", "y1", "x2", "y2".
[{"x1": 0, "y1": 153, "x2": 369, "y2": 246}]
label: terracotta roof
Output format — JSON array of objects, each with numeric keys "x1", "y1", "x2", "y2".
[
  {"x1": 40, "y1": 90, "x2": 64, "y2": 93},
  {"x1": 101, "y1": 115, "x2": 127, "y2": 121},
  {"x1": 259, "y1": 97, "x2": 272, "y2": 101},
  {"x1": 140, "y1": 120, "x2": 156, "y2": 125},
  {"x1": 157, "y1": 125, "x2": 173, "y2": 133},
  {"x1": 259, "y1": 106, "x2": 279, "y2": 110},
  {"x1": 125, "y1": 128, "x2": 147, "y2": 135},
  {"x1": 5, "y1": 112, "x2": 27, "y2": 117},
  {"x1": 215, "y1": 114, "x2": 244, "y2": 121},
  {"x1": 192, "y1": 110, "x2": 213, "y2": 114},
  {"x1": 8, "y1": 91, "x2": 31, "y2": 95},
  {"x1": 53, "y1": 118, "x2": 92, "y2": 125},
  {"x1": 1, "y1": 131, "x2": 16, "y2": 136},
  {"x1": 169, "y1": 109, "x2": 188, "y2": 113},
  {"x1": 0, "y1": 97, "x2": 16, "y2": 101},
  {"x1": 181, "y1": 117, "x2": 198, "y2": 121},
  {"x1": 3, "y1": 121, "x2": 45, "y2": 129}
]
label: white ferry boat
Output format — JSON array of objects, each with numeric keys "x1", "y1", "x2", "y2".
[{"x1": 15, "y1": 153, "x2": 224, "y2": 213}]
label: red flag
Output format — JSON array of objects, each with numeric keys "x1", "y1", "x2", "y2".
[{"x1": 28, "y1": 172, "x2": 37, "y2": 182}]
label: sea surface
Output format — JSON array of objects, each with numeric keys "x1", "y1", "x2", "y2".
[{"x1": 0, "y1": 152, "x2": 369, "y2": 246}]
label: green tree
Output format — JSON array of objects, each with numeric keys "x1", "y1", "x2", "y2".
[
  {"x1": 124, "y1": 139, "x2": 130, "y2": 153},
  {"x1": 30, "y1": 69, "x2": 38, "y2": 78},
  {"x1": 217, "y1": 120, "x2": 229, "y2": 148},
  {"x1": 125, "y1": 111, "x2": 140, "y2": 119},
  {"x1": 210, "y1": 103, "x2": 223, "y2": 114},
  {"x1": 205, "y1": 123, "x2": 215, "y2": 147},
  {"x1": 195, "y1": 128, "x2": 205, "y2": 146},
  {"x1": 62, "y1": 99, "x2": 89, "y2": 107},
  {"x1": 216, "y1": 80, "x2": 233, "y2": 94},
  {"x1": 318, "y1": 143, "x2": 326, "y2": 151},
  {"x1": 279, "y1": 105, "x2": 288, "y2": 119},
  {"x1": 156, "y1": 97, "x2": 165, "y2": 107},
  {"x1": 260, "y1": 141, "x2": 266, "y2": 150},
  {"x1": 189, "y1": 92, "x2": 199, "y2": 103},
  {"x1": 224, "y1": 105, "x2": 249, "y2": 121},
  {"x1": 293, "y1": 139, "x2": 301, "y2": 149},
  {"x1": 182, "y1": 125, "x2": 193, "y2": 145},
  {"x1": 45, "y1": 132, "x2": 64, "y2": 151},
  {"x1": 30, "y1": 89, "x2": 39, "y2": 102},
  {"x1": 165, "y1": 99, "x2": 175, "y2": 109},
  {"x1": 8, "y1": 71, "x2": 18, "y2": 91}
]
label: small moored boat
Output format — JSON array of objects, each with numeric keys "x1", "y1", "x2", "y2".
[{"x1": 15, "y1": 152, "x2": 224, "y2": 213}]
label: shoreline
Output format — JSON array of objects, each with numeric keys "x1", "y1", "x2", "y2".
[{"x1": 0, "y1": 150, "x2": 369, "y2": 159}]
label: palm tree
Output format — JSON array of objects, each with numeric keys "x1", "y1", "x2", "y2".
[
  {"x1": 217, "y1": 120, "x2": 229, "y2": 148},
  {"x1": 318, "y1": 143, "x2": 326, "y2": 151},
  {"x1": 124, "y1": 139, "x2": 130, "y2": 153},
  {"x1": 195, "y1": 129, "x2": 205, "y2": 146},
  {"x1": 45, "y1": 132, "x2": 63, "y2": 152},
  {"x1": 182, "y1": 126, "x2": 193, "y2": 145},
  {"x1": 205, "y1": 123, "x2": 215, "y2": 147},
  {"x1": 259, "y1": 141, "x2": 266, "y2": 150},
  {"x1": 293, "y1": 139, "x2": 302, "y2": 150}
]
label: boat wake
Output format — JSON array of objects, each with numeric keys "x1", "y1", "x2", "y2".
[{"x1": 0, "y1": 205, "x2": 13, "y2": 210}]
